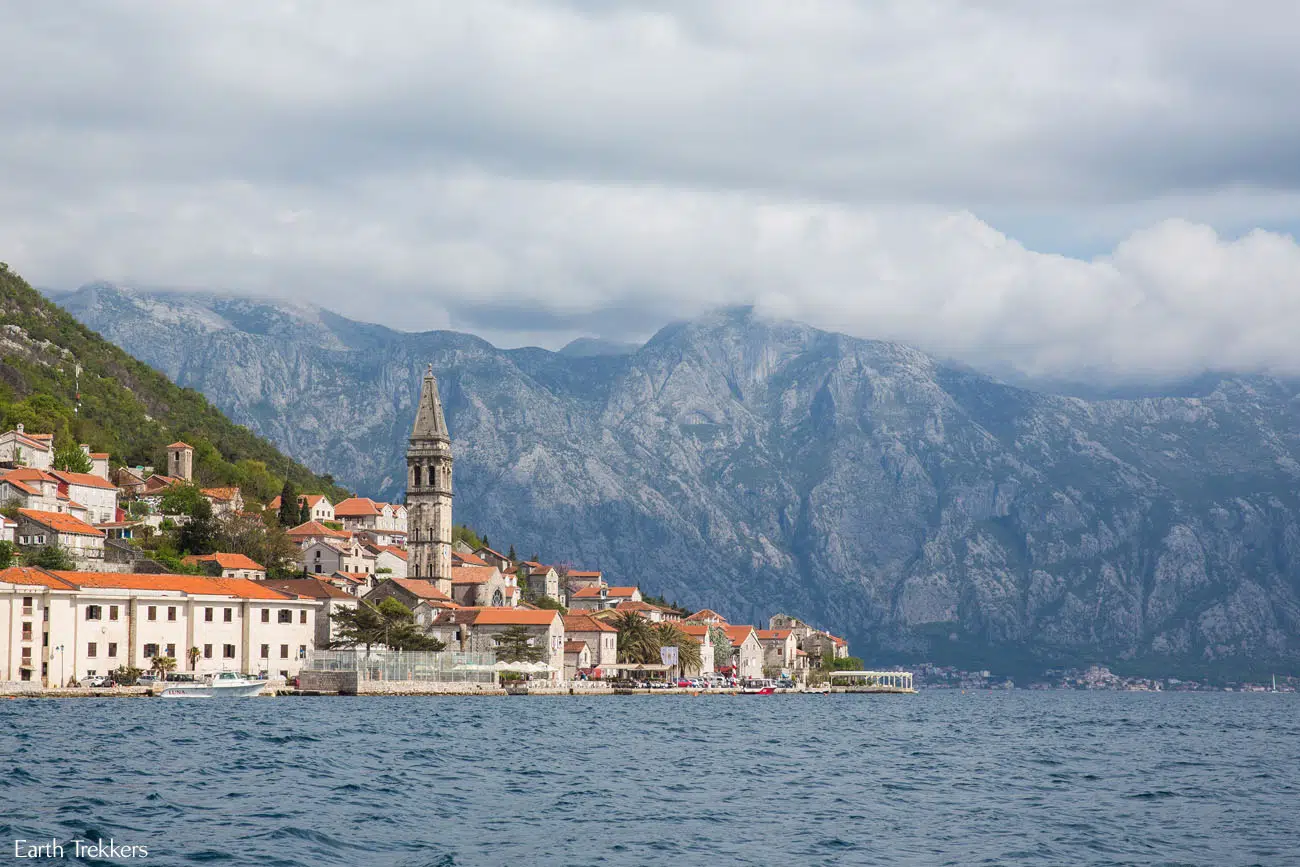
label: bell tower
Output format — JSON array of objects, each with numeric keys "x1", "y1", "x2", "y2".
[{"x1": 407, "y1": 365, "x2": 453, "y2": 595}]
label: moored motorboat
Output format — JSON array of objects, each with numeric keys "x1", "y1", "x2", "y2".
[
  {"x1": 739, "y1": 679, "x2": 776, "y2": 695},
  {"x1": 159, "y1": 671, "x2": 267, "y2": 698}
]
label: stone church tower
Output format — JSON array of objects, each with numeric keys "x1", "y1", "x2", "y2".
[{"x1": 407, "y1": 365, "x2": 454, "y2": 595}]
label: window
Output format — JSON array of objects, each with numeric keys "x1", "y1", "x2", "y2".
[
  {"x1": 314, "y1": 564, "x2": 321, "y2": 574},
  {"x1": 278, "y1": 610, "x2": 292, "y2": 624},
  {"x1": 223, "y1": 644, "x2": 236, "y2": 659},
  {"x1": 413, "y1": 465, "x2": 422, "y2": 487},
  {"x1": 43, "y1": 633, "x2": 48, "y2": 647},
  {"x1": 107, "y1": 643, "x2": 118, "y2": 658},
  {"x1": 224, "y1": 608, "x2": 233, "y2": 623},
  {"x1": 168, "y1": 606, "x2": 177, "y2": 622},
  {"x1": 203, "y1": 644, "x2": 213, "y2": 659},
  {"x1": 279, "y1": 670, "x2": 289, "y2": 679},
  {"x1": 147, "y1": 606, "x2": 157, "y2": 621},
  {"x1": 109, "y1": 605, "x2": 119, "y2": 621},
  {"x1": 86, "y1": 670, "x2": 96, "y2": 677},
  {"x1": 21, "y1": 596, "x2": 33, "y2": 615},
  {"x1": 21, "y1": 622, "x2": 32, "y2": 641},
  {"x1": 299, "y1": 610, "x2": 307, "y2": 624},
  {"x1": 20, "y1": 647, "x2": 32, "y2": 663},
  {"x1": 280, "y1": 644, "x2": 289, "y2": 659},
  {"x1": 204, "y1": 607, "x2": 213, "y2": 622},
  {"x1": 144, "y1": 643, "x2": 158, "y2": 658},
  {"x1": 20, "y1": 669, "x2": 30, "y2": 682},
  {"x1": 166, "y1": 644, "x2": 176, "y2": 658},
  {"x1": 260, "y1": 644, "x2": 269, "y2": 659},
  {"x1": 85, "y1": 605, "x2": 102, "y2": 621},
  {"x1": 261, "y1": 609, "x2": 270, "y2": 623},
  {"x1": 298, "y1": 645, "x2": 307, "y2": 659},
  {"x1": 87, "y1": 642, "x2": 97, "y2": 658}
]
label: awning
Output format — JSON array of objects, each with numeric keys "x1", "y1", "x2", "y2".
[{"x1": 605, "y1": 663, "x2": 672, "y2": 672}]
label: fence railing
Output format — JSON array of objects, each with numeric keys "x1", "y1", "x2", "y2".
[{"x1": 304, "y1": 649, "x2": 498, "y2": 683}]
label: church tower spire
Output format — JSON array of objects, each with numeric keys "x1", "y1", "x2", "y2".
[{"x1": 407, "y1": 364, "x2": 453, "y2": 594}]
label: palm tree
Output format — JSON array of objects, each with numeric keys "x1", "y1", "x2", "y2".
[
  {"x1": 655, "y1": 623, "x2": 702, "y2": 673},
  {"x1": 150, "y1": 654, "x2": 177, "y2": 681},
  {"x1": 611, "y1": 612, "x2": 660, "y2": 664},
  {"x1": 187, "y1": 646, "x2": 201, "y2": 671}
]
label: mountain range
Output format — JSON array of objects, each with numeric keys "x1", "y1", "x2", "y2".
[{"x1": 55, "y1": 282, "x2": 1300, "y2": 676}]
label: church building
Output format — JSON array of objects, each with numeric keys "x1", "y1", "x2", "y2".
[{"x1": 406, "y1": 365, "x2": 454, "y2": 596}]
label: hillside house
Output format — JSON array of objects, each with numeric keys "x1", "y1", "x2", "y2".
[
  {"x1": 449, "y1": 565, "x2": 515, "y2": 608},
  {"x1": 286, "y1": 521, "x2": 350, "y2": 549},
  {"x1": 15, "y1": 509, "x2": 105, "y2": 569},
  {"x1": 719, "y1": 625, "x2": 765, "y2": 680},
  {"x1": 301, "y1": 539, "x2": 375, "y2": 577},
  {"x1": 201, "y1": 487, "x2": 244, "y2": 516},
  {"x1": 50, "y1": 470, "x2": 119, "y2": 524},
  {"x1": 267, "y1": 494, "x2": 335, "y2": 523},
  {"x1": 0, "y1": 426, "x2": 53, "y2": 470},
  {"x1": 183, "y1": 553, "x2": 267, "y2": 581}
]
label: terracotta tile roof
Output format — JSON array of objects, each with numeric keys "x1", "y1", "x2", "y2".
[
  {"x1": 286, "y1": 520, "x2": 349, "y2": 539},
  {"x1": 262, "y1": 578, "x2": 353, "y2": 601},
  {"x1": 563, "y1": 613, "x2": 618, "y2": 633},
  {"x1": 88, "y1": 452, "x2": 109, "y2": 460},
  {"x1": 7, "y1": 432, "x2": 52, "y2": 451},
  {"x1": 614, "y1": 600, "x2": 658, "y2": 612},
  {"x1": 471, "y1": 608, "x2": 560, "y2": 626},
  {"x1": 303, "y1": 495, "x2": 327, "y2": 507},
  {"x1": 687, "y1": 609, "x2": 727, "y2": 623},
  {"x1": 201, "y1": 487, "x2": 241, "y2": 501},
  {"x1": 167, "y1": 441, "x2": 192, "y2": 450},
  {"x1": 48, "y1": 571, "x2": 294, "y2": 599},
  {"x1": 607, "y1": 586, "x2": 640, "y2": 598},
  {"x1": 17, "y1": 509, "x2": 104, "y2": 537},
  {"x1": 567, "y1": 570, "x2": 602, "y2": 578},
  {"x1": 373, "y1": 545, "x2": 408, "y2": 561},
  {"x1": 330, "y1": 571, "x2": 370, "y2": 583},
  {"x1": 564, "y1": 641, "x2": 588, "y2": 654},
  {"x1": 674, "y1": 623, "x2": 712, "y2": 638},
  {"x1": 0, "y1": 566, "x2": 79, "y2": 589},
  {"x1": 571, "y1": 586, "x2": 605, "y2": 598},
  {"x1": 450, "y1": 565, "x2": 498, "y2": 585},
  {"x1": 333, "y1": 497, "x2": 382, "y2": 517},
  {"x1": 1, "y1": 478, "x2": 38, "y2": 496},
  {"x1": 183, "y1": 552, "x2": 265, "y2": 572},
  {"x1": 475, "y1": 546, "x2": 509, "y2": 560},
  {"x1": 721, "y1": 625, "x2": 757, "y2": 647},
  {"x1": 756, "y1": 629, "x2": 792, "y2": 641},
  {"x1": 384, "y1": 577, "x2": 451, "y2": 601},
  {"x1": 3, "y1": 468, "x2": 57, "y2": 485},
  {"x1": 50, "y1": 470, "x2": 118, "y2": 491},
  {"x1": 452, "y1": 551, "x2": 488, "y2": 566}
]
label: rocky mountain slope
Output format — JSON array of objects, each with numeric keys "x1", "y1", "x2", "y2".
[
  {"x1": 0, "y1": 269, "x2": 345, "y2": 501},
  {"x1": 58, "y1": 283, "x2": 1300, "y2": 675}
]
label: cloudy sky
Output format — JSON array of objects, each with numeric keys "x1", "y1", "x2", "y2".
[{"x1": 3, "y1": 1, "x2": 1300, "y2": 382}]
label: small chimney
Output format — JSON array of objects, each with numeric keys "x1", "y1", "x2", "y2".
[
  {"x1": 81, "y1": 444, "x2": 91, "y2": 457},
  {"x1": 15, "y1": 423, "x2": 22, "y2": 433}
]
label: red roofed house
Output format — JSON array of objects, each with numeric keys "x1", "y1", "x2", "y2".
[
  {"x1": 563, "y1": 641, "x2": 592, "y2": 680},
  {"x1": 473, "y1": 546, "x2": 512, "y2": 573},
  {"x1": 183, "y1": 553, "x2": 267, "y2": 581},
  {"x1": 801, "y1": 630, "x2": 850, "y2": 661},
  {"x1": 564, "y1": 570, "x2": 604, "y2": 596},
  {"x1": 561, "y1": 612, "x2": 619, "y2": 675},
  {"x1": 0, "y1": 425, "x2": 54, "y2": 470},
  {"x1": 0, "y1": 469, "x2": 62, "y2": 513},
  {"x1": 262, "y1": 577, "x2": 358, "y2": 647},
  {"x1": 364, "y1": 576, "x2": 454, "y2": 613},
  {"x1": 267, "y1": 494, "x2": 335, "y2": 523},
  {"x1": 286, "y1": 521, "x2": 350, "y2": 548},
  {"x1": 15, "y1": 509, "x2": 105, "y2": 569},
  {"x1": 367, "y1": 545, "x2": 408, "y2": 579},
  {"x1": 756, "y1": 628, "x2": 800, "y2": 677},
  {"x1": 672, "y1": 623, "x2": 716, "y2": 677},
  {"x1": 0, "y1": 567, "x2": 321, "y2": 685},
  {"x1": 300, "y1": 539, "x2": 375, "y2": 579},
  {"x1": 569, "y1": 585, "x2": 642, "y2": 613},
  {"x1": 200, "y1": 487, "x2": 245, "y2": 516},
  {"x1": 519, "y1": 561, "x2": 560, "y2": 601},
  {"x1": 718, "y1": 625, "x2": 764, "y2": 680},
  {"x1": 333, "y1": 498, "x2": 407, "y2": 538},
  {"x1": 50, "y1": 470, "x2": 119, "y2": 524},
  {"x1": 449, "y1": 565, "x2": 515, "y2": 608},
  {"x1": 428, "y1": 607, "x2": 564, "y2": 678}
]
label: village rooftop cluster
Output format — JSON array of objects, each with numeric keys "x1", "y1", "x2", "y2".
[{"x1": 0, "y1": 370, "x2": 856, "y2": 691}]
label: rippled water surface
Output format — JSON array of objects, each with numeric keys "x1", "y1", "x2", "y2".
[{"x1": 2, "y1": 692, "x2": 1298, "y2": 866}]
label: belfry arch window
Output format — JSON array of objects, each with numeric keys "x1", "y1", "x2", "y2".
[
  {"x1": 413, "y1": 465, "x2": 422, "y2": 487},
  {"x1": 491, "y1": 589, "x2": 504, "y2": 607}
]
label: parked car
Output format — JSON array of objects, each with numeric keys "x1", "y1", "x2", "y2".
[
  {"x1": 136, "y1": 674, "x2": 159, "y2": 687},
  {"x1": 81, "y1": 675, "x2": 111, "y2": 688}
]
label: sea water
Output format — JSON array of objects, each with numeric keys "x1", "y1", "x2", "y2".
[{"x1": 1, "y1": 691, "x2": 1296, "y2": 866}]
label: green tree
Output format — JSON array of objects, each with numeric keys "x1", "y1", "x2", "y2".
[
  {"x1": 277, "y1": 481, "x2": 299, "y2": 527},
  {"x1": 330, "y1": 598, "x2": 445, "y2": 653},
  {"x1": 234, "y1": 459, "x2": 280, "y2": 503},
  {"x1": 612, "y1": 611, "x2": 661, "y2": 664},
  {"x1": 52, "y1": 438, "x2": 93, "y2": 473},
  {"x1": 23, "y1": 545, "x2": 74, "y2": 570},
  {"x1": 452, "y1": 524, "x2": 484, "y2": 549},
  {"x1": 507, "y1": 544, "x2": 516, "y2": 561},
  {"x1": 112, "y1": 665, "x2": 143, "y2": 686},
  {"x1": 532, "y1": 595, "x2": 566, "y2": 613},
  {"x1": 176, "y1": 497, "x2": 218, "y2": 555},
  {"x1": 187, "y1": 646, "x2": 201, "y2": 671},
  {"x1": 492, "y1": 625, "x2": 545, "y2": 663},
  {"x1": 655, "y1": 623, "x2": 702, "y2": 672},
  {"x1": 298, "y1": 499, "x2": 311, "y2": 525},
  {"x1": 708, "y1": 626, "x2": 732, "y2": 671},
  {"x1": 0, "y1": 540, "x2": 13, "y2": 569},
  {"x1": 150, "y1": 654, "x2": 177, "y2": 681},
  {"x1": 159, "y1": 483, "x2": 205, "y2": 516}
]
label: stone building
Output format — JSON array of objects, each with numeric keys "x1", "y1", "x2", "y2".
[
  {"x1": 166, "y1": 442, "x2": 193, "y2": 482},
  {"x1": 406, "y1": 366, "x2": 454, "y2": 595}
]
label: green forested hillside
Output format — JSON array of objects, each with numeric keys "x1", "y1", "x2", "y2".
[{"x1": 0, "y1": 263, "x2": 347, "y2": 504}]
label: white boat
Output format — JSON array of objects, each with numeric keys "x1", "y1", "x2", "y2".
[{"x1": 159, "y1": 671, "x2": 267, "y2": 698}]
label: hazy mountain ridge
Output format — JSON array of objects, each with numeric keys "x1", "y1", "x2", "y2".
[{"x1": 59, "y1": 284, "x2": 1300, "y2": 675}]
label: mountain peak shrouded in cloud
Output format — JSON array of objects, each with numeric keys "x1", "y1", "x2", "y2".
[{"x1": 3, "y1": 3, "x2": 1300, "y2": 384}]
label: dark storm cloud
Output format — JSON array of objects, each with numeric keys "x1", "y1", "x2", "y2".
[{"x1": 2, "y1": 1, "x2": 1300, "y2": 380}]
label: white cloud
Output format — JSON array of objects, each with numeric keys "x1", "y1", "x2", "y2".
[{"x1": 1, "y1": 1, "x2": 1300, "y2": 381}]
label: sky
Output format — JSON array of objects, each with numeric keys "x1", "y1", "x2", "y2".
[{"x1": 3, "y1": 1, "x2": 1300, "y2": 383}]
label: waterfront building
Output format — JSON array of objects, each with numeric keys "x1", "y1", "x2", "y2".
[
  {"x1": 426, "y1": 607, "x2": 565, "y2": 679},
  {"x1": 0, "y1": 567, "x2": 320, "y2": 686},
  {"x1": 561, "y1": 612, "x2": 619, "y2": 674}
]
